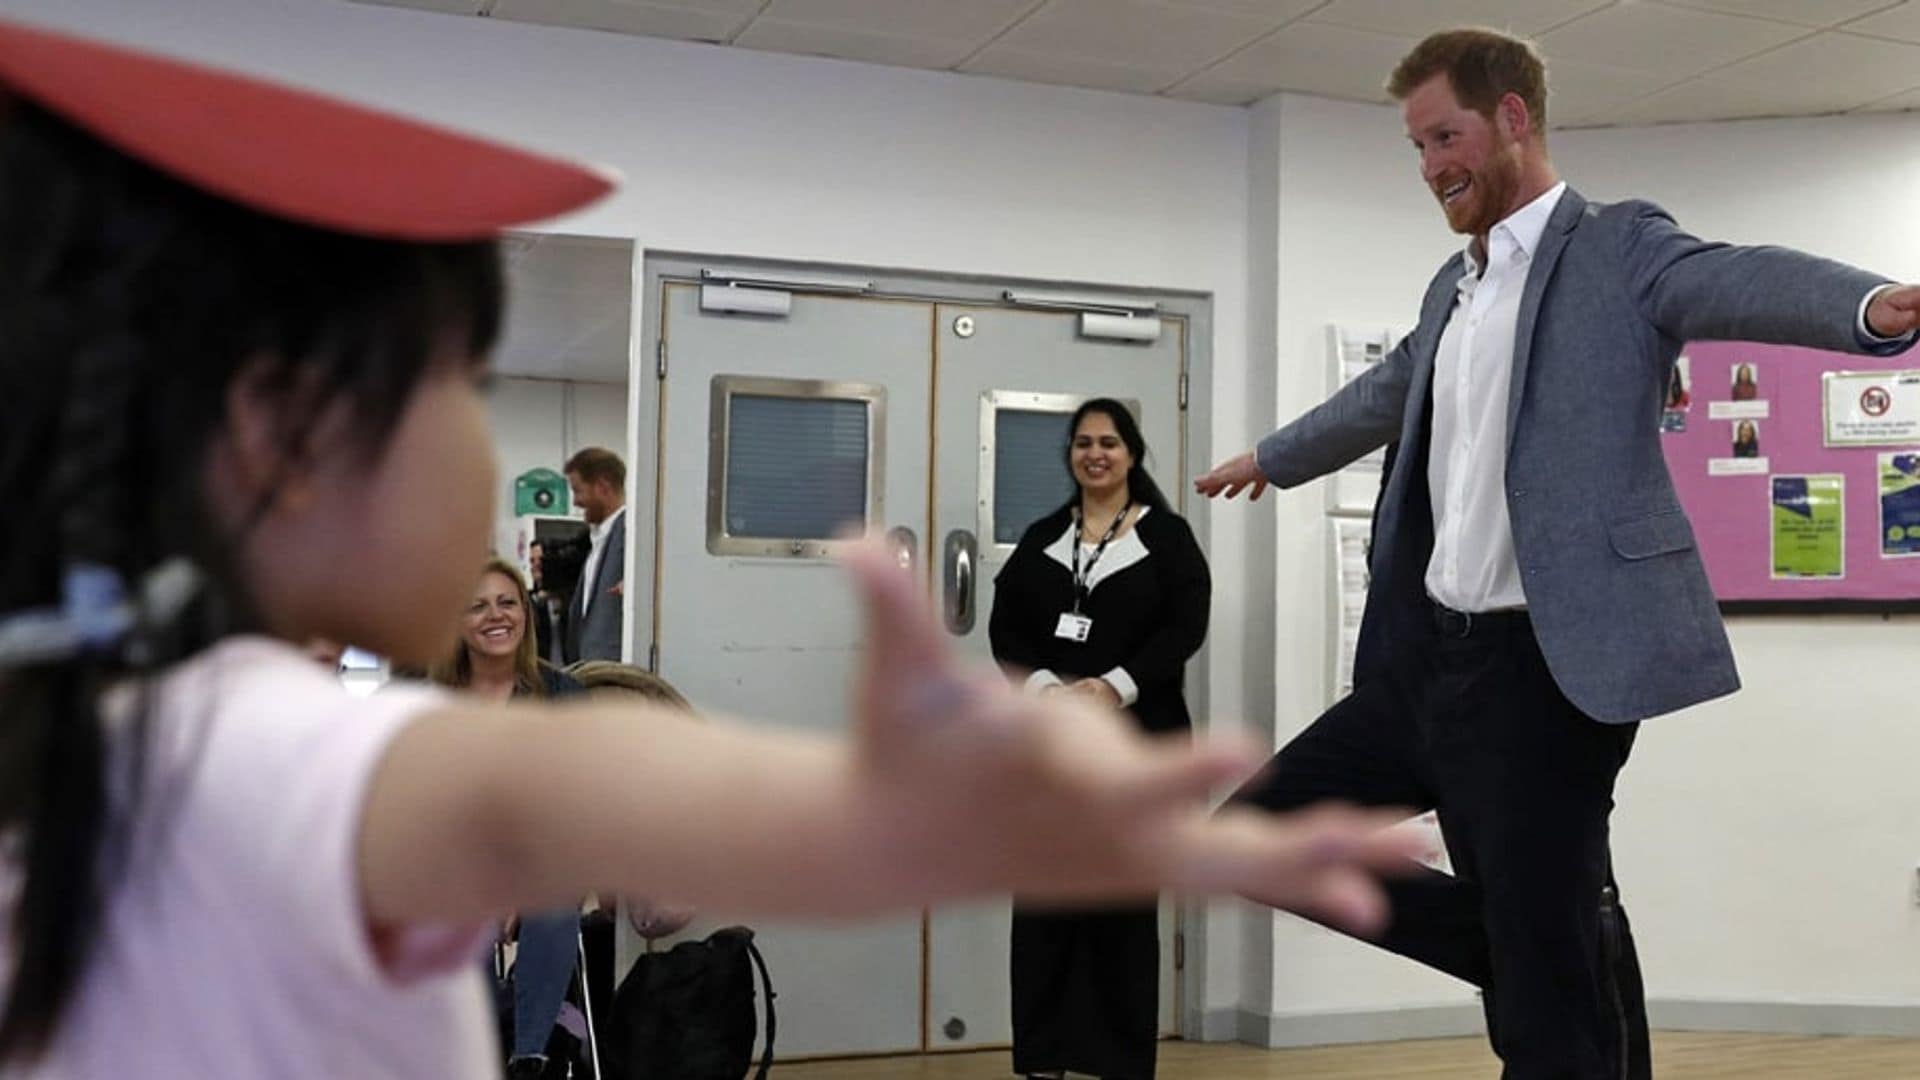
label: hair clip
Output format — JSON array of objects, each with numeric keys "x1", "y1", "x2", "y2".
[{"x1": 0, "y1": 558, "x2": 202, "y2": 669}]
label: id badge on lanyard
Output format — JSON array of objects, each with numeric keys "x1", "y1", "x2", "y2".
[{"x1": 1055, "y1": 502, "x2": 1127, "y2": 643}]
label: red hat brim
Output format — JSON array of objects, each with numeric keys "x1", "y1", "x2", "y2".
[{"x1": 0, "y1": 16, "x2": 615, "y2": 241}]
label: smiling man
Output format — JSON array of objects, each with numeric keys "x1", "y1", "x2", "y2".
[
  {"x1": 1195, "y1": 26, "x2": 1920, "y2": 1080},
  {"x1": 561, "y1": 447, "x2": 627, "y2": 664}
]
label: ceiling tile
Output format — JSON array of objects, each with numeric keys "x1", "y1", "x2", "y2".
[
  {"x1": 1160, "y1": 79, "x2": 1273, "y2": 105},
  {"x1": 988, "y1": 0, "x2": 1279, "y2": 71},
  {"x1": 1856, "y1": 89, "x2": 1920, "y2": 115},
  {"x1": 1307, "y1": 0, "x2": 1613, "y2": 39},
  {"x1": 757, "y1": 0, "x2": 1035, "y2": 41},
  {"x1": 353, "y1": 0, "x2": 487, "y2": 13},
  {"x1": 1155, "y1": 0, "x2": 1321, "y2": 19},
  {"x1": 354, "y1": 0, "x2": 1920, "y2": 128},
  {"x1": 489, "y1": 0, "x2": 753, "y2": 42},
  {"x1": 1539, "y1": 2, "x2": 1809, "y2": 77},
  {"x1": 1658, "y1": 0, "x2": 1895, "y2": 28},
  {"x1": 1597, "y1": 76, "x2": 1807, "y2": 125},
  {"x1": 495, "y1": 234, "x2": 633, "y2": 383},
  {"x1": 623, "y1": 0, "x2": 765, "y2": 12},
  {"x1": 1839, "y1": 0, "x2": 1920, "y2": 43},
  {"x1": 734, "y1": 19, "x2": 978, "y2": 68},
  {"x1": 1543, "y1": 57, "x2": 1674, "y2": 127},
  {"x1": 1172, "y1": 21, "x2": 1416, "y2": 104},
  {"x1": 960, "y1": 47, "x2": 1181, "y2": 94},
  {"x1": 1706, "y1": 31, "x2": 1920, "y2": 105}
]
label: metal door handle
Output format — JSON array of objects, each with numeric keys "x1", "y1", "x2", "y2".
[{"x1": 943, "y1": 529, "x2": 976, "y2": 634}]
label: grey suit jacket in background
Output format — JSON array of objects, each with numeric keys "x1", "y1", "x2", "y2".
[
  {"x1": 1257, "y1": 188, "x2": 1911, "y2": 723},
  {"x1": 563, "y1": 511, "x2": 626, "y2": 664}
]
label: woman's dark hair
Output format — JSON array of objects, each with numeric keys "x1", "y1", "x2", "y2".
[
  {"x1": 1061, "y1": 398, "x2": 1171, "y2": 514},
  {"x1": 0, "y1": 103, "x2": 503, "y2": 1063}
]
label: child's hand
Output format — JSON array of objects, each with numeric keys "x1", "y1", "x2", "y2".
[{"x1": 840, "y1": 541, "x2": 1420, "y2": 936}]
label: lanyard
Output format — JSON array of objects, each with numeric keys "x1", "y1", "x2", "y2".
[{"x1": 1071, "y1": 500, "x2": 1130, "y2": 614}]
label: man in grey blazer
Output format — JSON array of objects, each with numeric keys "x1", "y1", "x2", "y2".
[
  {"x1": 562, "y1": 447, "x2": 627, "y2": 665},
  {"x1": 1197, "y1": 28, "x2": 1920, "y2": 1080}
]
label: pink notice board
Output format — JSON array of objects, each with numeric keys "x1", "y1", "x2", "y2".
[{"x1": 1661, "y1": 340, "x2": 1920, "y2": 609}]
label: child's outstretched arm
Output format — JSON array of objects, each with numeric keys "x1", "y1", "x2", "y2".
[{"x1": 356, "y1": 542, "x2": 1420, "y2": 936}]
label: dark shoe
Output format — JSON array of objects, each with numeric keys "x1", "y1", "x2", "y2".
[{"x1": 504, "y1": 1057, "x2": 548, "y2": 1080}]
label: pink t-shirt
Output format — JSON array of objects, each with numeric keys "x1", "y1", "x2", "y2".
[{"x1": 2, "y1": 638, "x2": 498, "y2": 1078}]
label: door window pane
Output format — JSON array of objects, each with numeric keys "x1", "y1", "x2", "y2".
[
  {"x1": 993, "y1": 409, "x2": 1072, "y2": 544},
  {"x1": 708, "y1": 375, "x2": 886, "y2": 557},
  {"x1": 726, "y1": 394, "x2": 869, "y2": 538}
]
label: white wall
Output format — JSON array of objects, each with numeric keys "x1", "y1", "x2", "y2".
[
  {"x1": 3, "y1": 0, "x2": 1260, "y2": 1017},
  {"x1": 1230, "y1": 92, "x2": 1284, "y2": 1029},
  {"x1": 1259, "y1": 93, "x2": 1476, "y2": 1023},
  {"x1": 1257, "y1": 90, "x2": 1920, "y2": 1028}
]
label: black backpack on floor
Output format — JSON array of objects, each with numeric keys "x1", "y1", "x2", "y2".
[{"x1": 607, "y1": 925, "x2": 775, "y2": 1080}]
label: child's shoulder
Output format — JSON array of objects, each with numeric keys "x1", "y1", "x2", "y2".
[
  {"x1": 135, "y1": 636, "x2": 447, "y2": 818},
  {"x1": 157, "y1": 636, "x2": 436, "y2": 727}
]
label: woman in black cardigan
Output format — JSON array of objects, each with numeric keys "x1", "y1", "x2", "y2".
[{"x1": 989, "y1": 398, "x2": 1211, "y2": 1080}]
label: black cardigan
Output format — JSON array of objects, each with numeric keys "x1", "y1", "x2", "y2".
[{"x1": 988, "y1": 504, "x2": 1210, "y2": 734}]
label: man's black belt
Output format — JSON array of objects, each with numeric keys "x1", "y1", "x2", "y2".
[{"x1": 1431, "y1": 602, "x2": 1530, "y2": 639}]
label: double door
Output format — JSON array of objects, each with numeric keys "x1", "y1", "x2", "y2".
[{"x1": 649, "y1": 268, "x2": 1190, "y2": 1056}]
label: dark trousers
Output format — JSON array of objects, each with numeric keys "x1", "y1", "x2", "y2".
[
  {"x1": 1011, "y1": 904, "x2": 1159, "y2": 1080},
  {"x1": 510, "y1": 909, "x2": 581, "y2": 1059},
  {"x1": 1234, "y1": 610, "x2": 1649, "y2": 1080}
]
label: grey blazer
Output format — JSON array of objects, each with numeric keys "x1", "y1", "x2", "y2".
[
  {"x1": 1257, "y1": 189, "x2": 1908, "y2": 723},
  {"x1": 563, "y1": 511, "x2": 626, "y2": 664}
]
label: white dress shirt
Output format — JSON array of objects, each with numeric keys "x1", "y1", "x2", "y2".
[
  {"x1": 1421, "y1": 185, "x2": 1907, "y2": 615},
  {"x1": 578, "y1": 504, "x2": 625, "y2": 617},
  {"x1": 1424, "y1": 182, "x2": 1566, "y2": 613}
]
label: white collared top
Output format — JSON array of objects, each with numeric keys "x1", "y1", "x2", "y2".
[
  {"x1": 1019, "y1": 506, "x2": 1154, "y2": 705},
  {"x1": 1042, "y1": 505, "x2": 1153, "y2": 595},
  {"x1": 578, "y1": 504, "x2": 625, "y2": 617},
  {"x1": 1424, "y1": 181, "x2": 1566, "y2": 613}
]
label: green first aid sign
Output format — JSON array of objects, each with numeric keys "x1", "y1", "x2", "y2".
[{"x1": 514, "y1": 467, "x2": 569, "y2": 516}]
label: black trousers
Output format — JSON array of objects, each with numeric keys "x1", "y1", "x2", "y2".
[
  {"x1": 1234, "y1": 610, "x2": 1649, "y2": 1080},
  {"x1": 1010, "y1": 904, "x2": 1159, "y2": 1080}
]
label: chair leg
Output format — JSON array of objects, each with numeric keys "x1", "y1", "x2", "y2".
[{"x1": 575, "y1": 929, "x2": 603, "y2": 1080}]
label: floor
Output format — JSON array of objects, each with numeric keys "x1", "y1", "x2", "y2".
[{"x1": 772, "y1": 1033, "x2": 1920, "y2": 1078}]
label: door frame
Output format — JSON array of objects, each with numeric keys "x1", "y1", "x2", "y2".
[{"x1": 632, "y1": 249, "x2": 1220, "y2": 1042}]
